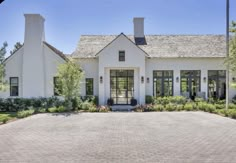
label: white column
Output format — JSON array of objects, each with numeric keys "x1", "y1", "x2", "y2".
[
  {"x1": 201, "y1": 69, "x2": 208, "y2": 99},
  {"x1": 174, "y1": 69, "x2": 180, "y2": 96},
  {"x1": 98, "y1": 68, "x2": 105, "y2": 105}
]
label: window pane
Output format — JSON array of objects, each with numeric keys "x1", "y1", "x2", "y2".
[
  {"x1": 218, "y1": 70, "x2": 226, "y2": 77},
  {"x1": 208, "y1": 70, "x2": 226, "y2": 99},
  {"x1": 54, "y1": 77, "x2": 62, "y2": 96},
  {"x1": 153, "y1": 71, "x2": 173, "y2": 97},
  {"x1": 10, "y1": 77, "x2": 19, "y2": 96},
  {"x1": 181, "y1": 70, "x2": 201, "y2": 99},
  {"x1": 86, "y1": 78, "x2": 93, "y2": 96},
  {"x1": 119, "y1": 51, "x2": 125, "y2": 61}
]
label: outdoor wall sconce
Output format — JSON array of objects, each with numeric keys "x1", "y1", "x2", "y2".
[
  {"x1": 203, "y1": 77, "x2": 207, "y2": 82},
  {"x1": 141, "y1": 76, "x2": 144, "y2": 83},
  {"x1": 176, "y1": 77, "x2": 179, "y2": 83},
  {"x1": 100, "y1": 76, "x2": 103, "y2": 83},
  {"x1": 147, "y1": 77, "x2": 150, "y2": 83},
  {"x1": 233, "y1": 77, "x2": 236, "y2": 82}
]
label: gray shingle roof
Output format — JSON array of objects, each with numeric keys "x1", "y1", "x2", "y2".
[{"x1": 71, "y1": 34, "x2": 226, "y2": 58}]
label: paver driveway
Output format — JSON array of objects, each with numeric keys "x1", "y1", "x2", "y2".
[{"x1": 0, "y1": 112, "x2": 236, "y2": 163}]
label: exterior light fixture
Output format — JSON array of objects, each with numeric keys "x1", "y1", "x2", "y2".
[
  {"x1": 147, "y1": 77, "x2": 150, "y2": 83},
  {"x1": 100, "y1": 76, "x2": 103, "y2": 83},
  {"x1": 233, "y1": 77, "x2": 236, "y2": 82},
  {"x1": 203, "y1": 77, "x2": 207, "y2": 82},
  {"x1": 141, "y1": 76, "x2": 144, "y2": 83},
  {"x1": 176, "y1": 77, "x2": 179, "y2": 83}
]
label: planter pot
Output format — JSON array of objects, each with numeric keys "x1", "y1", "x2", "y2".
[
  {"x1": 107, "y1": 98, "x2": 114, "y2": 106},
  {"x1": 131, "y1": 98, "x2": 137, "y2": 106}
]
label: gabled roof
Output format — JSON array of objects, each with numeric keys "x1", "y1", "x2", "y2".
[
  {"x1": 71, "y1": 35, "x2": 227, "y2": 58},
  {"x1": 95, "y1": 33, "x2": 149, "y2": 57},
  {"x1": 3, "y1": 44, "x2": 24, "y2": 63},
  {"x1": 4, "y1": 42, "x2": 68, "y2": 64},
  {"x1": 43, "y1": 41, "x2": 68, "y2": 61}
]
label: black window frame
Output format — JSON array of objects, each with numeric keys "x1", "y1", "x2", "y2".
[
  {"x1": 180, "y1": 70, "x2": 201, "y2": 99},
  {"x1": 10, "y1": 77, "x2": 19, "y2": 96},
  {"x1": 208, "y1": 70, "x2": 226, "y2": 99},
  {"x1": 86, "y1": 78, "x2": 94, "y2": 96},
  {"x1": 153, "y1": 70, "x2": 173, "y2": 97},
  {"x1": 53, "y1": 77, "x2": 62, "y2": 96},
  {"x1": 119, "y1": 51, "x2": 125, "y2": 62}
]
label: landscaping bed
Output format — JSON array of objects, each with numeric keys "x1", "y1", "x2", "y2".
[{"x1": 1, "y1": 96, "x2": 236, "y2": 125}]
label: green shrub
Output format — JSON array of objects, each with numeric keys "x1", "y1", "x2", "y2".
[
  {"x1": 2, "y1": 117, "x2": 9, "y2": 124},
  {"x1": 154, "y1": 97, "x2": 170, "y2": 106},
  {"x1": 215, "y1": 104, "x2": 225, "y2": 110},
  {"x1": 217, "y1": 109, "x2": 229, "y2": 117},
  {"x1": 205, "y1": 104, "x2": 216, "y2": 113},
  {"x1": 184, "y1": 103, "x2": 194, "y2": 111},
  {"x1": 165, "y1": 103, "x2": 176, "y2": 111},
  {"x1": 215, "y1": 99, "x2": 226, "y2": 105},
  {"x1": 57, "y1": 106, "x2": 66, "y2": 112},
  {"x1": 232, "y1": 95, "x2": 236, "y2": 104},
  {"x1": 88, "y1": 107, "x2": 98, "y2": 112},
  {"x1": 79, "y1": 101, "x2": 94, "y2": 111},
  {"x1": 38, "y1": 108, "x2": 46, "y2": 113},
  {"x1": 152, "y1": 105, "x2": 164, "y2": 112},
  {"x1": 229, "y1": 103, "x2": 236, "y2": 110},
  {"x1": 195, "y1": 97, "x2": 205, "y2": 103},
  {"x1": 176, "y1": 104, "x2": 184, "y2": 111},
  {"x1": 48, "y1": 107, "x2": 58, "y2": 113},
  {"x1": 170, "y1": 96, "x2": 187, "y2": 104},
  {"x1": 197, "y1": 102, "x2": 208, "y2": 111},
  {"x1": 229, "y1": 109, "x2": 236, "y2": 119},
  {"x1": 145, "y1": 95, "x2": 153, "y2": 104},
  {"x1": 17, "y1": 109, "x2": 35, "y2": 118}
]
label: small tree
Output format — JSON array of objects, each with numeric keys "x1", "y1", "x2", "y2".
[
  {"x1": 57, "y1": 58, "x2": 83, "y2": 110},
  {"x1": 10, "y1": 42, "x2": 23, "y2": 55},
  {"x1": 0, "y1": 42, "x2": 8, "y2": 91}
]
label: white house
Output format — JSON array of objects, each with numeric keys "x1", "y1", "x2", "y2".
[{"x1": 1, "y1": 14, "x2": 236, "y2": 105}]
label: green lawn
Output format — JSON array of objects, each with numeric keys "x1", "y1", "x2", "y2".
[{"x1": 0, "y1": 112, "x2": 17, "y2": 123}]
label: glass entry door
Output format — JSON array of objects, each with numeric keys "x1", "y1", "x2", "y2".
[
  {"x1": 181, "y1": 70, "x2": 201, "y2": 100},
  {"x1": 110, "y1": 70, "x2": 134, "y2": 105}
]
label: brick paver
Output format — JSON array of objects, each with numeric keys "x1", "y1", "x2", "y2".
[{"x1": 0, "y1": 112, "x2": 236, "y2": 163}]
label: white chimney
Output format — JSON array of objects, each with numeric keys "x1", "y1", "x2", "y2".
[
  {"x1": 133, "y1": 17, "x2": 144, "y2": 38},
  {"x1": 23, "y1": 14, "x2": 45, "y2": 97}
]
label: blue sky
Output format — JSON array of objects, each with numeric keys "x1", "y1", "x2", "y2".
[{"x1": 0, "y1": 0, "x2": 235, "y2": 55}]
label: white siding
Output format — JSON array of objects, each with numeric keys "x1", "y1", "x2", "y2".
[
  {"x1": 77, "y1": 58, "x2": 98, "y2": 96},
  {"x1": 98, "y1": 34, "x2": 146, "y2": 105}
]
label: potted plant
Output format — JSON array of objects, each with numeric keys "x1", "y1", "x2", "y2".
[
  {"x1": 131, "y1": 98, "x2": 137, "y2": 106},
  {"x1": 107, "y1": 98, "x2": 114, "y2": 106}
]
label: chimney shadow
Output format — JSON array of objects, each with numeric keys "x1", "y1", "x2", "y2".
[{"x1": 135, "y1": 37, "x2": 147, "y2": 45}]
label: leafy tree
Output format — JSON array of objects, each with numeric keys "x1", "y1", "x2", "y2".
[
  {"x1": 227, "y1": 21, "x2": 236, "y2": 88},
  {"x1": 56, "y1": 58, "x2": 83, "y2": 110},
  {"x1": 10, "y1": 42, "x2": 23, "y2": 55},
  {"x1": 0, "y1": 42, "x2": 8, "y2": 91}
]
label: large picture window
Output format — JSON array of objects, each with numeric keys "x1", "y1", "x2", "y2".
[
  {"x1": 181, "y1": 70, "x2": 201, "y2": 99},
  {"x1": 153, "y1": 70, "x2": 173, "y2": 97},
  {"x1": 208, "y1": 70, "x2": 226, "y2": 99},
  {"x1": 10, "y1": 77, "x2": 19, "y2": 96},
  {"x1": 54, "y1": 77, "x2": 62, "y2": 96},
  {"x1": 86, "y1": 78, "x2": 94, "y2": 96}
]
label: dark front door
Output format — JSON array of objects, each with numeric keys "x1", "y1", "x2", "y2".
[{"x1": 110, "y1": 70, "x2": 134, "y2": 105}]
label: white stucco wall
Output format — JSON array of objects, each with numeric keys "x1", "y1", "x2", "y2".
[
  {"x1": 43, "y1": 45, "x2": 65, "y2": 97},
  {"x1": 0, "y1": 47, "x2": 24, "y2": 98},
  {"x1": 77, "y1": 58, "x2": 98, "y2": 96},
  {"x1": 98, "y1": 34, "x2": 146, "y2": 105}
]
